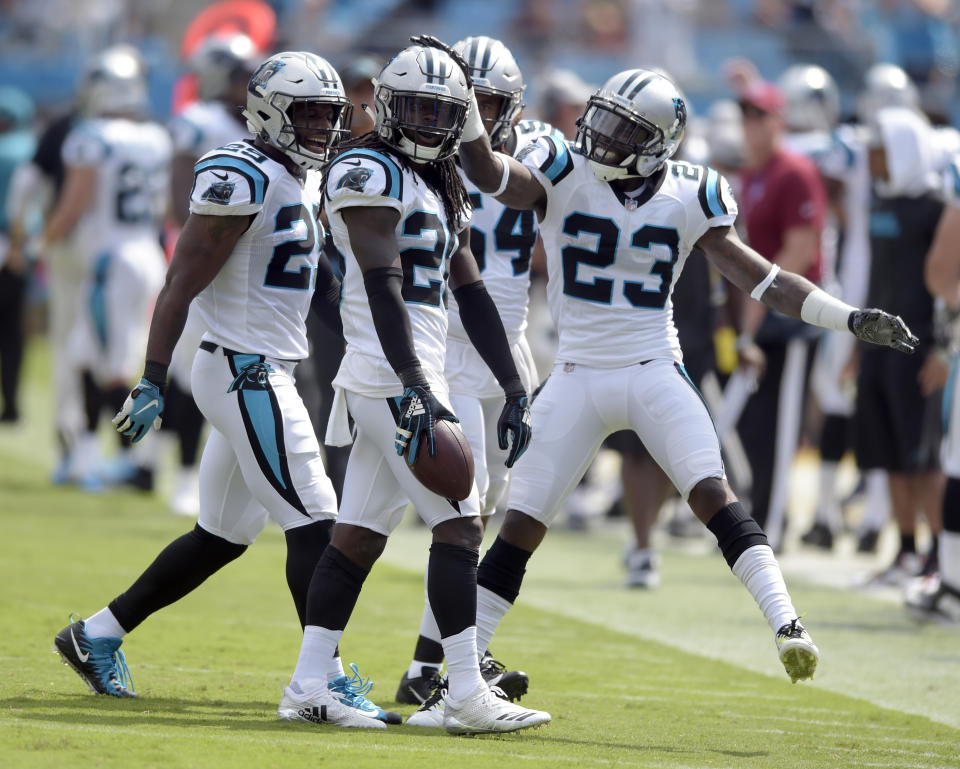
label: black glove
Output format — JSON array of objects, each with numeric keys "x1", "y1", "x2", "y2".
[
  {"x1": 849, "y1": 309, "x2": 919, "y2": 353},
  {"x1": 395, "y1": 384, "x2": 459, "y2": 465},
  {"x1": 409, "y1": 34, "x2": 473, "y2": 89},
  {"x1": 497, "y1": 390, "x2": 533, "y2": 468}
]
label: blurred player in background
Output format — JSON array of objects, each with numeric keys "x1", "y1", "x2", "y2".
[
  {"x1": 281, "y1": 44, "x2": 548, "y2": 734},
  {"x1": 43, "y1": 46, "x2": 171, "y2": 491},
  {"x1": 164, "y1": 32, "x2": 260, "y2": 515},
  {"x1": 396, "y1": 34, "x2": 550, "y2": 709},
  {"x1": 53, "y1": 52, "x2": 369, "y2": 714}
]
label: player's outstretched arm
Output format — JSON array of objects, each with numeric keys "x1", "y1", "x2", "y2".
[
  {"x1": 114, "y1": 212, "x2": 248, "y2": 442},
  {"x1": 449, "y1": 239, "x2": 532, "y2": 467},
  {"x1": 698, "y1": 224, "x2": 919, "y2": 353},
  {"x1": 341, "y1": 205, "x2": 457, "y2": 462}
]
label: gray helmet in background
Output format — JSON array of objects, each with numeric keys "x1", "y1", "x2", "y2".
[{"x1": 453, "y1": 36, "x2": 525, "y2": 148}]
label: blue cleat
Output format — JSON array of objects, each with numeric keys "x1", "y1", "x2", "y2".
[{"x1": 53, "y1": 616, "x2": 135, "y2": 697}]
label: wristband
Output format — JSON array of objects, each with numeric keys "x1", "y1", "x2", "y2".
[
  {"x1": 749, "y1": 263, "x2": 780, "y2": 300},
  {"x1": 461, "y1": 89, "x2": 485, "y2": 143},
  {"x1": 142, "y1": 360, "x2": 168, "y2": 391},
  {"x1": 491, "y1": 152, "x2": 512, "y2": 197},
  {"x1": 800, "y1": 288, "x2": 856, "y2": 332}
]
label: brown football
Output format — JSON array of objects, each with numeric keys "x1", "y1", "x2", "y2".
[{"x1": 405, "y1": 419, "x2": 475, "y2": 501}]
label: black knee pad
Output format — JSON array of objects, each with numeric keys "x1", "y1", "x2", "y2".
[
  {"x1": 477, "y1": 536, "x2": 532, "y2": 604},
  {"x1": 706, "y1": 502, "x2": 769, "y2": 568}
]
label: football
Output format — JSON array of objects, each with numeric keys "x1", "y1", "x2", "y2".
[{"x1": 405, "y1": 419, "x2": 475, "y2": 501}]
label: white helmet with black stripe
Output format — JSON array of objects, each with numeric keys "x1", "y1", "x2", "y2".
[
  {"x1": 576, "y1": 68, "x2": 687, "y2": 182},
  {"x1": 778, "y1": 64, "x2": 840, "y2": 132},
  {"x1": 857, "y1": 63, "x2": 919, "y2": 126},
  {"x1": 243, "y1": 51, "x2": 352, "y2": 170},
  {"x1": 190, "y1": 33, "x2": 259, "y2": 102},
  {"x1": 373, "y1": 45, "x2": 471, "y2": 163},
  {"x1": 79, "y1": 45, "x2": 148, "y2": 118},
  {"x1": 452, "y1": 36, "x2": 524, "y2": 149}
]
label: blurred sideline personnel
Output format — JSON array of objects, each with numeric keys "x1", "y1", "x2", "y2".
[
  {"x1": 857, "y1": 107, "x2": 945, "y2": 586},
  {"x1": 396, "y1": 35, "x2": 553, "y2": 708},
  {"x1": 43, "y1": 46, "x2": 171, "y2": 491},
  {"x1": 448, "y1": 32, "x2": 918, "y2": 684},
  {"x1": 735, "y1": 79, "x2": 827, "y2": 552},
  {"x1": 908, "y1": 152, "x2": 960, "y2": 622},
  {"x1": 53, "y1": 53, "x2": 377, "y2": 715},
  {"x1": 281, "y1": 44, "x2": 549, "y2": 734},
  {"x1": 164, "y1": 32, "x2": 260, "y2": 515},
  {"x1": 0, "y1": 87, "x2": 37, "y2": 424}
]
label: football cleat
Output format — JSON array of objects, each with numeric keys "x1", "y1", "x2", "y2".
[
  {"x1": 479, "y1": 652, "x2": 529, "y2": 701},
  {"x1": 799, "y1": 522, "x2": 834, "y2": 550},
  {"x1": 328, "y1": 663, "x2": 401, "y2": 724},
  {"x1": 625, "y1": 548, "x2": 660, "y2": 589},
  {"x1": 775, "y1": 618, "x2": 819, "y2": 683},
  {"x1": 905, "y1": 575, "x2": 960, "y2": 624},
  {"x1": 405, "y1": 676, "x2": 447, "y2": 728},
  {"x1": 278, "y1": 682, "x2": 386, "y2": 729},
  {"x1": 866, "y1": 551, "x2": 922, "y2": 588},
  {"x1": 396, "y1": 665, "x2": 442, "y2": 705},
  {"x1": 53, "y1": 616, "x2": 135, "y2": 697},
  {"x1": 443, "y1": 684, "x2": 551, "y2": 735}
]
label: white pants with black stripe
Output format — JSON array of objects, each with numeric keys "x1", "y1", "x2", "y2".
[
  {"x1": 507, "y1": 358, "x2": 725, "y2": 526},
  {"x1": 191, "y1": 344, "x2": 337, "y2": 545}
]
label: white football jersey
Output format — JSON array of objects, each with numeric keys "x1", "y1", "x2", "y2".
[
  {"x1": 522, "y1": 135, "x2": 737, "y2": 367},
  {"x1": 326, "y1": 145, "x2": 468, "y2": 396},
  {"x1": 189, "y1": 140, "x2": 323, "y2": 360},
  {"x1": 61, "y1": 117, "x2": 171, "y2": 260},
  {"x1": 448, "y1": 119, "x2": 563, "y2": 345},
  {"x1": 169, "y1": 100, "x2": 246, "y2": 158}
]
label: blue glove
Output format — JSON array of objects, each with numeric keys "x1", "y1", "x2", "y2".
[
  {"x1": 112, "y1": 378, "x2": 164, "y2": 443},
  {"x1": 497, "y1": 391, "x2": 532, "y2": 468},
  {"x1": 394, "y1": 384, "x2": 458, "y2": 465}
]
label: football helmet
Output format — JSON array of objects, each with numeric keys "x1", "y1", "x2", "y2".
[
  {"x1": 576, "y1": 69, "x2": 686, "y2": 181},
  {"x1": 190, "y1": 33, "x2": 259, "y2": 102},
  {"x1": 452, "y1": 36, "x2": 524, "y2": 148},
  {"x1": 373, "y1": 45, "x2": 471, "y2": 163},
  {"x1": 857, "y1": 63, "x2": 918, "y2": 126},
  {"x1": 79, "y1": 45, "x2": 148, "y2": 118},
  {"x1": 778, "y1": 64, "x2": 839, "y2": 132},
  {"x1": 243, "y1": 51, "x2": 352, "y2": 170}
]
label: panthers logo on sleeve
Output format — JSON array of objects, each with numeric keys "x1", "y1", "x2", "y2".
[
  {"x1": 200, "y1": 180, "x2": 236, "y2": 204},
  {"x1": 336, "y1": 167, "x2": 373, "y2": 192}
]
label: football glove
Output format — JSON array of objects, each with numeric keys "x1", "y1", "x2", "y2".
[
  {"x1": 395, "y1": 384, "x2": 459, "y2": 465},
  {"x1": 497, "y1": 391, "x2": 533, "y2": 468},
  {"x1": 849, "y1": 309, "x2": 919, "y2": 353},
  {"x1": 112, "y1": 378, "x2": 164, "y2": 443}
]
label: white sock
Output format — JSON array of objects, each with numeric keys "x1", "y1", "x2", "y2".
[
  {"x1": 731, "y1": 545, "x2": 798, "y2": 632},
  {"x1": 441, "y1": 626, "x2": 485, "y2": 702},
  {"x1": 327, "y1": 654, "x2": 345, "y2": 683},
  {"x1": 290, "y1": 626, "x2": 342, "y2": 691},
  {"x1": 815, "y1": 462, "x2": 841, "y2": 530},
  {"x1": 83, "y1": 607, "x2": 127, "y2": 639},
  {"x1": 941, "y1": 530, "x2": 960, "y2": 590},
  {"x1": 475, "y1": 586, "x2": 512, "y2": 659},
  {"x1": 861, "y1": 470, "x2": 891, "y2": 530}
]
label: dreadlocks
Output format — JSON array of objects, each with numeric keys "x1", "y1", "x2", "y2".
[{"x1": 322, "y1": 132, "x2": 470, "y2": 229}]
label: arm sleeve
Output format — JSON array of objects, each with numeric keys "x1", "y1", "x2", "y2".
[
  {"x1": 363, "y1": 266, "x2": 426, "y2": 388},
  {"x1": 453, "y1": 280, "x2": 523, "y2": 395},
  {"x1": 189, "y1": 152, "x2": 269, "y2": 216}
]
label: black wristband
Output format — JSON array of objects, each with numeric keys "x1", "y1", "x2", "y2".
[{"x1": 143, "y1": 360, "x2": 168, "y2": 392}]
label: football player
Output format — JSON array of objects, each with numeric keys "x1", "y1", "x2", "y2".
[
  {"x1": 43, "y1": 46, "x2": 171, "y2": 490},
  {"x1": 395, "y1": 34, "x2": 554, "y2": 711},
  {"x1": 432, "y1": 35, "x2": 918, "y2": 684},
  {"x1": 164, "y1": 32, "x2": 261, "y2": 515},
  {"x1": 280, "y1": 43, "x2": 549, "y2": 734},
  {"x1": 53, "y1": 52, "x2": 396, "y2": 723}
]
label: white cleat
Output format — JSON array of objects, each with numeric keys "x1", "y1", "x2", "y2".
[
  {"x1": 170, "y1": 468, "x2": 200, "y2": 516},
  {"x1": 775, "y1": 619, "x2": 819, "y2": 683},
  {"x1": 443, "y1": 685, "x2": 550, "y2": 735},
  {"x1": 277, "y1": 684, "x2": 386, "y2": 729},
  {"x1": 405, "y1": 685, "x2": 446, "y2": 728}
]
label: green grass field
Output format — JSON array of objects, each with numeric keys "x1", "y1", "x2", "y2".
[{"x1": 2, "y1": 342, "x2": 959, "y2": 769}]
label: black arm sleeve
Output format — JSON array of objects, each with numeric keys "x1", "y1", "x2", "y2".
[
  {"x1": 363, "y1": 266, "x2": 427, "y2": 388},
  {"x1": 310, "y1": 254, "x2": 343, "y2": 338},
  {"x1": 453, "y1": 280, "x2": 524, "y2": 396}
]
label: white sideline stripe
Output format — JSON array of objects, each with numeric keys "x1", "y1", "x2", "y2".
[
  {"x1": 1, "y1": 720, "x2": 594, "y2": 764},
  {"x1": 723, "y1": 711, "x2": 914, "y2": 731}
]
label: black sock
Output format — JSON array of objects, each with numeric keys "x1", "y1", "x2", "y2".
[
  {"x1": 284, "y1": 520, "x2": 333, "y2": 629},
  {"x1": 82, "y1": 371, "x2": 101, "y2": 432},
  {"x1": 305, "y1": 545, "x2": 368, "y2": 631},
  {"x1": 706, "y1": 502, "x2": 769, "y2": 568},
  {"x1": 477, "y1": 536, "x2": 531, "y2": 603},
  {"x1": 899, "y1": 533, "x2": 916, "y2": 554},
  {"x1": 427, "y1": 542, "x2": 479, "y2": 638},
  {"x1": 413, "y1": 634, "x2": 444, "y2": 667},
  {"x1": 109, "y1": 524, "x2": 246, "y2": 632}
]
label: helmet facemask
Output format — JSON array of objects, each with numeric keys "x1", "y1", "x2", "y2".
[
  {"x1": 474, "y1": 87, "x2": 523, "y2": 148},
  {"x1": 576, "y1": 97, "x2": 667, "y2": 181},
  {"x1": 375, "y1": 86, "x2": 467, "y2": 162}
]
